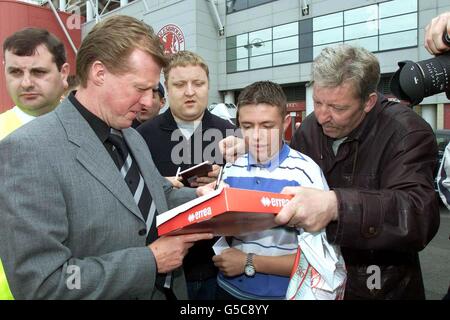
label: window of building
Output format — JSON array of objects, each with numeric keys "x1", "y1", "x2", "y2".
[
  {"x1": 379, "y1": 12, "x2": 417, "y2": 34},
  {"x1": 379, "y1": 0, "x2": 417, "y2": 18},
  {"x1": 274, "y1": 50, "x2": 299, "y2": 66},
  {"x1": 379, "y1": 29, "x2": 417, "y2": 51},
  {"x1": 313, "y1": 27, "x2": 343, "y2": 46},
  {"x1": 311, "y1": 0, "x2": 417, "y2": 58},
  {"x1": 345, "y1": 22, "x2": 378, "y2": 42},
  {"x1": 226, "y1": 0, "x2": 417, "y2": 73},
  {"x1": 249, "y1": 40, "x2": 272, "y2": 56},
  {"x1": 249, "y1": 28, "x2": 272, "y2": 43},
  {"x1": 250, "y1": 54, "x2": 272, "y2": 69},
  {"x1": 273, "y1": 36, "x2": 299, "y2": 53},
  {"x1": 344, "y1": 5, "x2": 378, "y2": 25},
  {"x1": 313, "y1": 12, "x2": 343, "y2": 31},
  {"x1": 313, "y1": 42, "x2": 341, "y2": 58},
  {"x1": 226, "y1": 21, "x2": 300, "y2": 73},
  {"x1": 283, "y1": 85, "x2": 306, "y2": 101},
  {"x1": 273, "y1": 22, "x2": 299, "y2": 38},
  {"x1": 226, "y1": 0, "x2": 278, "y2": 14},
  {"x1": 345, "y1": 36, "x2": 378, "y2": 52}
]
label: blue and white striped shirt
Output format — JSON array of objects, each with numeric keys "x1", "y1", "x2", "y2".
[{"x1": 217, "y1": 143, "x2": 328, "y2": 300}]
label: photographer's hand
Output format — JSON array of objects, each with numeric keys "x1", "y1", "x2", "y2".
[{"x1": 425, "y1": 11, "x2": 450, "y2": 55}]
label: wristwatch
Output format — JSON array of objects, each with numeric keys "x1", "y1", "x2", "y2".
[{"x1": 244, "y1": 253, "x2": 256, "y2": 277}]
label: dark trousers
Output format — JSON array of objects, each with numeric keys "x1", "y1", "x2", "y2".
[
  {"x1": 187, "y1": 277, "x2": 218, "y2": 300},
  {"x1": 215, "y1": 284, "x2": 240, "y2": 300}
]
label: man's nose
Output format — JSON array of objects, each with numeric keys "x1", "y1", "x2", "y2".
[
  {"x1": 184, "y1": 83, "x2": 195, "y2": 96},
  {"x1": 139, "y1": 91, "x2": 153, "y2": 106},
  {"x1": 315, "y1": 105, "x2": 331, "y2": 124},
  {"x1": 20, "y1": 72, "x2": 33, "y2": 89},
  {"x1": 251, "y1": 127, "x2": 260, "y2": 142}
]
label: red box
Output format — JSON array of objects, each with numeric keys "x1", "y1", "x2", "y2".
[{"x1": 157, "y1": 187, "x2": 293, "y2": 236}]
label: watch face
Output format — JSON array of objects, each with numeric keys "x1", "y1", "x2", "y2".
[{"x1": 244, "y1": 264, "x2": 255, "y2": 277}]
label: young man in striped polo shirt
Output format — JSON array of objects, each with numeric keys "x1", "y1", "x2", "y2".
[{"x1": 212, "y1": 81, "x2": 331, "y2": 300}]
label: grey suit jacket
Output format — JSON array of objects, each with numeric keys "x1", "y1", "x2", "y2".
[{"x1": 0, "y1": 98, "x2": 197, "y2": 299}]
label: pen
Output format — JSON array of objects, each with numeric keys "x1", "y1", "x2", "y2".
[
  {"x1": 175, "y1": 167, "x2": 181, "y2": 180},
  {"x1": 214, "y1": 165, "x2": 224, "y2": 190}
]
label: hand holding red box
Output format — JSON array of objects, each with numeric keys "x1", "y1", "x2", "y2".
[{"x1": 157, "y1": 187, "x2": 293, "y2": 236}]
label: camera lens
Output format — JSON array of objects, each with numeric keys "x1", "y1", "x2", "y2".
[{"x1": 390, "y1": 54, "x2": 450, "y2": 105}]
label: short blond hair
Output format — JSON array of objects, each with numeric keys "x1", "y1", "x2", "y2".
[
  {"x1": 163, "y1": 50, "x2": 209, "y2": 81},
  {"x1": 76, "y1": 15, "x2": 167, "y2": 87}
]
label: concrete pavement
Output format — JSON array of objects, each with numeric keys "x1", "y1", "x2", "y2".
[{"x1": 420, "y1": 205, "x2": 450, "y2": 300}]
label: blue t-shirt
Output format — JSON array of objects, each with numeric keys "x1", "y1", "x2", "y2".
[{"x1": 217, "y1": 143, "x2": 328, "y2": 300}]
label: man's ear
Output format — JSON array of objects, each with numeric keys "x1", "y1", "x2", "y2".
[
  {"x1": 363, "y1": 93, "x2": 378, "y2": 113},
  {"x1": 283, "y1": 114, "x2": 291, "y2": 133},
  {"x1": 90, "y1": 61, "x2": 106, "y2": 86},
  {"x1": 160, "y1": 97, "x2": 166, "y2": 109},
  {"x1": 60, "y1": 62, "x2": 70, "y2": 89}
]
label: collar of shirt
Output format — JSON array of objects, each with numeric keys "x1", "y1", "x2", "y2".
[
  {"x1": 69, "y1": 91, "x2": 110, "y2": 143},
  {"x1": 246, "y1": 142, "x2": 290, "y2": 172},
  {"x1": 160, "y1": 108, "x2": 216, "y2": 132},
  {"x1": 12, "y1": 106, "x2": 36, "y2": 125}
]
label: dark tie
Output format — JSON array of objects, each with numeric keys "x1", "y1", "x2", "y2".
[
  {"x1": 107, "y1": 129, "x2": 153, "y2": 224},
  {"x1": 107, "y1": 129, "x2": 175, "y2": 299}
]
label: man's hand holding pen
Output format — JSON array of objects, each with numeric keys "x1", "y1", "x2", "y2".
[
  {"x1": 196, "y1": 165, "x2": 228, "y2": 196},
  {"x1": 165, "y1": 167, "x2": 184, "y2": 189}
]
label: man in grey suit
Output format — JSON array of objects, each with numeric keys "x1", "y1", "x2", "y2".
[{"x1": 0, "y1": 15, "x2": 212, "y2": 299}]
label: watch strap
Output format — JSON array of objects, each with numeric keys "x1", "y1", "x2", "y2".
[{"x1": 246, "y1": 253, "x2": 254, "y2": 267}]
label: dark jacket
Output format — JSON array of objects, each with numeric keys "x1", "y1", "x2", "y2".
[
  {"x1": 137, "y1": 108, "x2": 235, "y2": 282},
  {"x1": 131, "y1": 118, "x2": 142, "y2": 129},
  {"x1": 290, "y1": 94, "x2": 440, "y2": 300}
]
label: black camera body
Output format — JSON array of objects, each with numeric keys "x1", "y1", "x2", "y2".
[{"x1": 390, "y1": 33, "x2": 450, "y2": 105}]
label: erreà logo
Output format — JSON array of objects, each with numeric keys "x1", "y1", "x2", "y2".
[
  {"x1": 157, "y1": 24, "x2": 185, "y2": 55},
  {"x1": 261, "y1": 197, "x2": 271, "y2": 207},
  {"x1": 188, "y1": 207, "x2": 212, "y2": 223},
  {"x1": 261, "y1": 196, "x2": 289, "y2": 207}
]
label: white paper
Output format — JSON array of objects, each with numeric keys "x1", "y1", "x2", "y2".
[
  {"x1": 212, "y1": 236, "x2": 230, "y2": 255},
  {"x1": 286, "y1": 230, "x2": 347, "y2": 300},
  {"x1": 298, "y1": 231, "x2": 344, "y2": 292}
]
